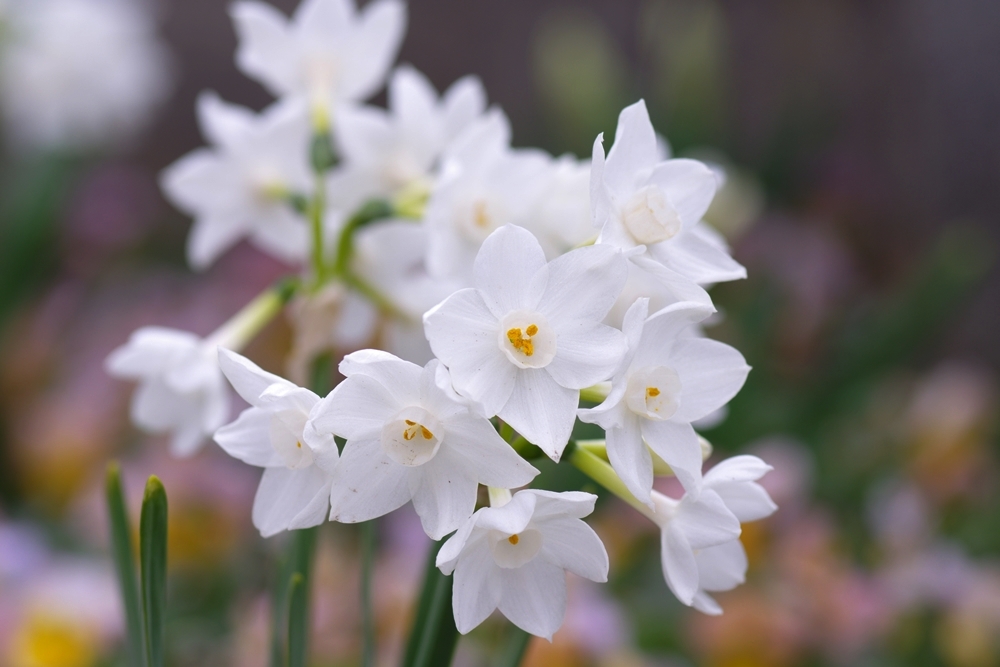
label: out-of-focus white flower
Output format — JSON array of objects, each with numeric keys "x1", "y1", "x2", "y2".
[
  {"x1": 591, "y1": 100, "x2": 745, "y2": 307},
  {"x1": 310, "y1": 350, "x2": 538, "y2": 539},
  {"x1": 437, "y1": 489, "x2": 608, "y2": 639},
  {"x1": 579, "y1": 298, "x2": 750, "y2": 502},
  {"x1": 161, "y1": 93, "x2": 312, "y2": 270},
  {"x1": 231, "y1": 0, "x2": 405, "y2": 125},
  {"x1": 424, "y1": 225, "x2": 627, "y2": 459},
  {"x1": 424, "y1": 111, "x2": 552, "y2": 281},
  {"x1": 526, "y1": 155, "x2": 596, "y2": 259},
  {"x1": 105, "y1": 327, "x2": 229, "y2": 457},
  {"x1": 215, "y1": 349, "x2": 334, "y2": 537},
  {"x1": 328, "y1": 66, "x2": 487, "y2": 208},
  {"x1": 0, "y1": 0, "x2": 172, "y2": 150}
]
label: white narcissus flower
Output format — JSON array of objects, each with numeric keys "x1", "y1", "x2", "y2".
[
  {"x1": 579, "y1": 298, "x2": 750, "y2": 502},
  {"x1": 328, "y1": 65, "x2": 487, "y2": 208},
  {"x1": 526, "y1": 155, "x2": 596, "y2": 259},
  {"x1": 423, "y1": 110, "x2": 552, "y2": 281},
  {"x1": 231, "y1": 0, "x2": 405, "y2": 120},
  {"x1": 650, "y1": 486, "x2": 741, "y2": 608},
  {"x1": 0, "y1": 0, "x2": 173, "y2": 150},
  {"x1": 160, "y1": 93, "x2": 312, "y2": 270},
  {"x1": 214, "y1": 349, "x2": 335, "y2": 537},
  {"x1": 105, "y1": 327, "x2": 230, "y2": 457},
  {"x1": 424, "y1": 225, "x2": 628, "y2": 459},
  {"x1": 437, "y1": 490, "x2": 609, "y2": 640},
  {"x1": 688, "y1": 455, "x2": 777, "y2": 614},
  {"x1": 309, "y1": 350, "x2": 538, "y2": 540},
  {"x1": 591, "y1": 100, "x2": 745, "y2": 306}
]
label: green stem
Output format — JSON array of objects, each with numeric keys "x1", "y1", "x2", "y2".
[
  {"x1": 206, "y1": 283, "x2": 293, "y2": 352},
  {"x1": 497, "y1": 627, "x2": 533, "y2": 667},
  {"x1": 569, "y1": 445, "x2": 656, "y2": 520},
  {"x1": 105, "y1": 463, "x2": 145, "y2": 667},
  {"x1": 287, "y1": 573, "x2": 307, "y2": 667},
  {"x1": 309, "y1": 172, "x2": 327, "y2": 287},
  {"x1": 271, "y1": 527, "x2": 318, "y2": 667},
  {"x1": 361, "y1": 521, "x2": 377, "y2": 667},
  {"x1": 400, "y1": 540, "x2": 458, "y2": 667}
]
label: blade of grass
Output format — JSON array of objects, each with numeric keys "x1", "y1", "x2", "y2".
[
  {"x1": 497, "y1": 627, "x2": 532, "y2": 667},
  {"x1": 139, "y1": 476, "x2": 168, "y2": 667},
  {"x1": 105, "y1": 463, "x2": 144, "y2": 667},
  {"x1": 287, "y1": 573, "x2": 307, "y2": 667}
]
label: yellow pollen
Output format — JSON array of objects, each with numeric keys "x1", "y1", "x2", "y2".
[
  {"x1": 403, "y1": 421, "x2": 433, "y2": 442},
  {"x1": 646, "y1": 387, "x2": 660, "y2": 398},
  {"x1": 296, "y1": 441, "x2": 302, "y2": 449},
  {"x1": 508, "y1": 534, "x2": 520, "y2": 545},
  {"x1": 473, "y1": 200, "x2": 490, "y2": 228},
  {"x1": 506, "y1": 325, "x2": 539, "y2": 357}
]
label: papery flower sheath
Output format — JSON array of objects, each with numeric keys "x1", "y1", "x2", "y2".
[
  {"x1": 579, "y1": 298, "x2": 750, "y2": 503},
  {"x1": 309, "y1": 350, "x2": 538, "y2": 540},
  {"x1": 424, "y1": 225, "x2": 628, "y2": 459},
  {"x1": 437, "y1": 490, "x2": 609, "y2": 639},
  {"x1": 214, "y1": 349, "x2": 335, "y2": 537}
]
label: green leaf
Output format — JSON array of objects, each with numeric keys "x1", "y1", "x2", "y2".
[
  {"x1": 497, "y1": 627, "x2": 533, "y2": 667},
  {"x1": 401, "y1": 539, "x2": 459, "y2": 667},
  {"x1": 140, "y1": 476, "x2": 169, "y2": 667},
  {"x1": 361, "y1": 521, "x2": 377, "y2": 667},
  {"x1": 270, "y1": 527, "x2": 318, "y2": 667},
  {"x1": 105, "y1": 463, "x2": 145, "y2": 667},
  {"x1": 287, "y1": 573, "x2": 307, "y2": 667}
]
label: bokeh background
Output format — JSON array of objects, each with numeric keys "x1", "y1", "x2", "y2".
[{"x1": 2, "y1": 1, "x2": 1000, "y2": 666}]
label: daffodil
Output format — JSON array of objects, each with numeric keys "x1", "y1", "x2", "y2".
[
  {"x1": 579, "y1": 298, "x2": 750, "y2": 502},
  {"x1": 436, "y1": 489, "x2": 609, "y2": 639},
  {"x1": 424, "y1": 225, "x2": 628, "y2": 459},
  {"x1": 214, "y1": 349, "x2": 335, "y2": 537},
  {"x1": 309, "y1": 350, "x2": 538, "y2": 539}
]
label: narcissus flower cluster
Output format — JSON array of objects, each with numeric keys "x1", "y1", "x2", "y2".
[{"x1": 106, "y1": 0, "x2": 776, "y2": 640}]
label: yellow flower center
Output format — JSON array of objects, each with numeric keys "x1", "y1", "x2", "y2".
[
  {"x1": 508, "y1": 534, "x2": 520, "y2": 545},
  {"x1": 473, "y1": 200, "x2": 491, "y2": 228},
  {"x1": 402, "y1": 419, "x2": 434, "y2": 442},
  {"x1": 646, "y1": 387, "x2": 660, "y2": 398},
  {"x1": 506, "y1": 324, "x2": 539, "y2": 357}
]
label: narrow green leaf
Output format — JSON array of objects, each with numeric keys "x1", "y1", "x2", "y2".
[
  {"x1": 400, "y1": 540, "x2": 443, "y2": 667},
  {"x1": 287, "y1": 573, "x2": 307, "y2": 667},
  {"x1": 497, "y1": 627, "x2": 532, "y2": 667},
  {"x1": 105, "y1": 463, "x2": 144, "y2": 667},
  {"x1": 360, "y1": 521, "x2": 377, "y2": 667},
  {"x1": 139, "y1": 476, "x2": 168, "y2": 667},
  {"x1": 402, "y1": 538, "x2": 458, "y2": 667},
  {"x1": 270, "y1": 527, "x2": 318, "y2": 667}
]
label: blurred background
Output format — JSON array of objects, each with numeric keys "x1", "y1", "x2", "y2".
[{"x1": 1, "y1": 1, "x2": 999, "y2": 666}]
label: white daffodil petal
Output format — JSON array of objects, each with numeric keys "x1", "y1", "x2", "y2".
[
  {"x1": 696, "y1": 539, "x2": 747, "y2": 592},
  {"x1": 230, "y1": 1, "x2": 297, "y2": 97},
  {"x1": 692, "y1": 590, "x2": 723, "y2": 616},
  {"x1": 604, "y1": 100, "x2": 659, "y2": 197},
  {"x1": 106, "y1": 328, "x2": 199, "y2": 377},
  {"x1": 312, "y1": 374, "x2": 400, "y2": 441},
  {"x1": 328, "y1": 438, "x2": 410, "y2": 523},
  {"x1": 545, "y1": 321, "x2": 627, "y2": 389},
  {"x1": 537, "y1": 244, "x2": 627, "y2": 326},
  {"x1": 498, "y1": 370, "x2": 577, "y2": 461},
  {"x1": 660, "y1": 526, "x2": 699, "y2": 605},
  {"x1": 606, "y1": 415, "x2": 654, "y2": 504},
  {"x1": 443, "y1": 414, "x2": 539, "y2": 488},
  {"x1": 214, "y1": 407, "x2": 283, "y2": 468},
  {"x1": 338, "y1": 349, "x2": 422, "y2": 406},
  {"x1": 526, "y1": 490, "x2": 599, "y2": 521},
  {"x1": 339, "y1": 0, "x2": 407, "y2": 102},
  {"x1": 640, "y1": 419, "x2": 703, "y2": 493},
  {"x1": 497, "y1": 559, "x2": 567, "y2": 641},
  {"x1": 473, "y1": 225, "x2": 548, "y2": 318},
  {"x1": 673, "y1": 490, "x2": 742, "y2": 550},
  {"x1": 252, "y1": 466, "x2": 330, "y2": 537},
  {"x1": 648, "y1": 159, "x2": 717, "y2": 229},
  {"x1": 452, "y1": 540, "x2": 501, "y2": 634},
  {"x1": 712, "y1": 481, "x2": 778, "y2": 523},
  {"x1": 218, "y1": 348, "x2": 290, "y2": 406},
  {"x1": 409, "y1": 450, "x2": 480, "y2": 540},
  {"x1": 650, "y1": 223, "x2": 747, "y2": 284},
  {"x1": 703, "y1": 455, "x2": 773, "y2": 485},
  {"x1": 535, "y1": 517, "x2": 609, "y2": 583},
  {"x1": 669, "y1": 338, "x2": 750, "y2": 423}
]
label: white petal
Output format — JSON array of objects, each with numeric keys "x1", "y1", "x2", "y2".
[
  {"x1": 338, "y1": 349, "x2": 422, "y2": 407},
  {"x1": 473, "y1": 225, "x2": 548, "y2": 318},
  {"x1": 105, "y1": 328, "x2": 198, "y2": 378},
  {"x1": 311, "y1": 374, "x2": 400, "y2": 441},
  {"x1": 535, "y1": 517, "x2": 608, "y2": 583},
  {"x1": 451, "y1": 540, "x2": 501, "y2": 634},
  {"x1": 339, "y1": 0, "x2": 407, "y2": 102},
  {"x1": 442, "y1": 414, "x2": 539, "y2": 488},
  {"x1": 196, "y1": 91, "x2": 254, "y2": 149},
  {"x1": 589, "y1": 133, "x2": 613, "y2": 227},
  {"x1": 214, "y1": 407, "x2": 283, "y2": 467},
  {"x1": 247, "y1": 210, "x2": 310, "y2": 265},
  {"x1": 328, "y1": 438, "x2": 411, "y2": 523},
  {"x1": 409, "y1": 449, "x2": 480, "y2": 540},
  {"x1": 669, "y1": 338, "x2": 750, "y2": 423},
  {"x1": 498, "y1": 370, "x2": 577, "y2": 461},
  {"x1": 713, "y1": 481, "x2": 777, "y2": 523},
  {"x1": 474, "y1": 491, "x2": 537, "y2": 535},
  {"x1": 641, "y1": 419, "x2": 703, "y2": 494},
  {"x1": 606, "y1": 415, "x2": 654, "y2": 505},
  {"x1": 631, "y1": 301, "x2": 714, "y2": 369},
  {"x1": 696, "y1": 540, "x2": 747, "y2": 592},
  {"x1": 424, "y1": 289, "x2": 516, "y2": 416},
  {"x1": 187, "y1": 214, "x2": 248, "y2": 270},
  {"x1": 131, "y1": 378, "x2": 195, "y2": 432},
  {"x1": 660, "y1": 525, "x2": 698, "y2": 605},
  {"x1": 252, "y1": 466, "x2": 331, "y2": 537},
  {"x1": 230, "y1": 1, "x2": 297, "y2": 97},
  {"x1": 170, "y1": 422, "x2": 207, "y2": 458},
  {"x1": 295, "y1": 0, "x2": 351, "y2": 36},
  {"x1": 604, "y1": 100, "x2": 659, "y2": 197},
  {"x1": 218, "y1": 348, "x2": 290, "y2": 406},
  {"x1": 333, "y1": 104, "x2": 393, "y2": 164},
  {"x1": 437, "y1": 513, "x2": 482, "y2": 574},
  {"x1": 647, "y1": 159, "x2": 717, "y2": 228},
  {"x1": 497, "y1": 559, "x2": 567, "y2": 640},
  {"x1": 650, "y1": 222, "x2": 746, "y2": 285},
  {"x1": 442, "y1": 75, "x2": 487, "y2": 139},
  {"x1": 523, "y1": 490, "x2": 598, "y2": 521},
  {"x1": 673, "y1": 489, "x2": 742, "y2": 550},
  {"x1": 546, "y1": 321, "x2": 627, "y2": 389},
  {"x1": 258, "y1": 384, "x2": 320, "y2": 415},
  {"x1": 703, "y1": 455, "x2": 773, "y2": 485},
  {"x1": 537, "y1": 244, "x2": 627, "y2": 326},
  {"x1": 691, "y1": 590, "x2": 723, "y2": 615}
]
